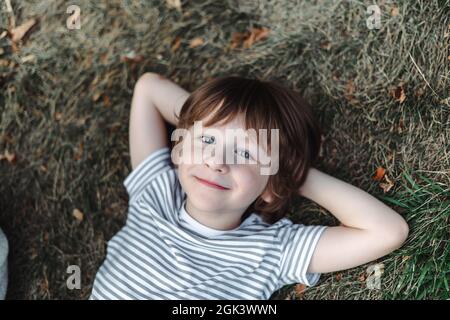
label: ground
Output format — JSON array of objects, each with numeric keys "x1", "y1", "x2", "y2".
[{"x1": 0, "y1": 0, "x2": 448, "y2": 299}]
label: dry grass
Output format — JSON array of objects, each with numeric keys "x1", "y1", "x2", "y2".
[{"x1": 0, "y1": 0, "x2": 448, "y2": 299}]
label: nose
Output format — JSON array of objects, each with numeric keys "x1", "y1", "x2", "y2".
[{"x1": 203, "y1": 147, "x2": 229, "y2": 173}]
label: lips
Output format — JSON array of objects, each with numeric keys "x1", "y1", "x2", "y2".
[{"x1": 194, "y1": 176, "x2": 230, "y2": 190}]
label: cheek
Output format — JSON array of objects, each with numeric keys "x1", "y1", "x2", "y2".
[{"x1": 234, "y1": 167, "x2": 267, "y2": 191}]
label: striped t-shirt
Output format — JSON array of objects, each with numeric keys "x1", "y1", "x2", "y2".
[{"x1": 90, "y1": 147, "x2": 327, "y2": 300}]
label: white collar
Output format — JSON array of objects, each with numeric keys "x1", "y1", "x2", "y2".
[{"x1": 179, "y1": 199, "x2": 256, "y2": 237}]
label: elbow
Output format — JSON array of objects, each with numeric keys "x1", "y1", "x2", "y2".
[{"x1": 387, "y1": 218, "x2": 409, "y2": 250}]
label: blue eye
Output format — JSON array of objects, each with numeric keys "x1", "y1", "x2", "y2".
[
  {"x1": 201, "y1": 135, "x2": 215, "y2": 144},
  {"x1": 201, "y1": 135, "x2": 252, "y2": 160},
  {"x1": 236, "y1": 149, "x2": 251, "y2": 159}
]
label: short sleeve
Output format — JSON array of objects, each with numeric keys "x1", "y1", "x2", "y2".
[
  {"x1": 123, "y1": 147, "x2": 172, "y2": 205},
  {"x1": 277, "y1": 223, "x2": 327, "y2": 287}
]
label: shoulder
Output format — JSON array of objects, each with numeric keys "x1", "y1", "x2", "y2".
[{"x1": 123, "y1": 147, "x2": 179, "y2": 205}]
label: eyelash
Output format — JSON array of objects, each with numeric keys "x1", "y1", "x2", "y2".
[{"x1": 200, "y1": 135, "x2": 251, "y2": 160}]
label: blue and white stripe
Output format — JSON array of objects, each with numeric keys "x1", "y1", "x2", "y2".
[{"x1": 90, "y1": 147, "x2": 327, "y2": 300}]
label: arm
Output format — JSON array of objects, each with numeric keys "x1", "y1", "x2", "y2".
[
  {"x1": 129, "y1": 73, "x2": 190, "y2": 170},
  {"x1": 299, "y1": 168, "x2": 409, "y2": 273}
]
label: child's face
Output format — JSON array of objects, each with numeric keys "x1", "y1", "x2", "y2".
[{"x1": 173, "y1": 113, "x2": 273, "y2": 215}]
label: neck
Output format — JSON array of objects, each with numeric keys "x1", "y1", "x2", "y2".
[{"x1": 185, "y1": 198, "x2": 243, "y2": 231}]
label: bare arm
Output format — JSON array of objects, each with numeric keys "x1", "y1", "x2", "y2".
[
  {"x1": 299, "y1": 168, "x2": 409, "y2": 273},
  {"x1": 129, "y1": 73, "x2": 190, "y2": 170},
  {"x1": 135, "y1": 72, "x2": 190, "y2": 126}
]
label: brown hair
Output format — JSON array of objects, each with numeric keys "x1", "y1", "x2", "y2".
[{"x1": 172, "y1": 76, "x2": 322, "y2": 225}]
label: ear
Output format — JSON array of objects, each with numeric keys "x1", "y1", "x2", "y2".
[{"x1": 260, "y1": 189, "x2": 274, "y2": 203}]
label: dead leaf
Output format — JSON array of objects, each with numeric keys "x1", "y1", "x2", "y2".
[
  {"x1": 372, "y1": 167, "x2": 386, "y2": 181},
  {"x1": 120, "y1": 50, "x2": 144, "y2": 63},
  {"x1": 294, "y1": 283, "x2": 306, "y2": 299},
  {"x1": 189, "y1": 37, "x2": 204, "y2": 48},
  {"x1": 397, "y1": 118, "x2": 405, "y2": 133},
  {"x1": 92, "y1": 92, "x2": 102, "y2": 102},
  {"x1": 1, "y1": 133, "x2": 14, "y2": 144},
  {"x1": 390, "y1": 84, "x2": 406, "y2": 103},
  {"x1": 0, "y1": 150, "x2": 16, "y2": 164},
  {"x1": 72, "y1": 208, "x2": 84, "y2": 221},
  {"x1": 21, "y1": 54, "x2": 36, "y2": 64},
  {"x1": 166, "y1": 0, "x2": 182, "y2": 11},
  {"x1": 108, "y1": 123, "x2": 121, "y2": 134},
  {"x1": 54, "y1": 112, "x2": 62, "y2": 121},
  {"x1": 230, "y1": 31, "x2": 247, "y2": 49},
  {"x1": 10, "y1": 18, "x2": 37, "y2": 42},
  {"x1": 335, "y1": 273, "x2": 343, "y2": 281},
  {"x1": 344, "y1": 79, "x2": 358, "y2": 104},
  {"x1": 103, "y1": 95, "x2": 111, "y2": 107},
  {"x1": 104, "y1": 202, "x2": 123, "y2": 217},
  {"x1": 230, "y1": 27, "x2": 270, "y2": 49},
  {"x1": 100, "y1": 52, "x2": 109, "y2": 64},
  {"x1": 358, "y1": 273, "x2": 366, "y2": 283},
  {"x1": 73, "y1": 142, "x2": 83, "y2": 161},
  {"x1": 320, "y1": 41, "x2": 331, "y2": 50},
  {"x1": 391, "y1": 7, "x2": 399, "y2": 17},
  {"x1": 243, "y1": 27, "x2": 270, "y2": 48},
  {"x1": 171, "y1": 36, "x2": 182, "y2": 53},
  {"x1": 379, "y1": 174, "x2": 394, "y2": 193}
]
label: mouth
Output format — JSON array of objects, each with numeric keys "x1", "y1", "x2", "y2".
[{"x1": 194, "y1": 176, "x2": 230, "y2": 190}]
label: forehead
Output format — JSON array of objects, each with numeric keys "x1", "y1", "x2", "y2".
[{"x1": 195, "y1": 114, "x2": 258, "y2": 142}]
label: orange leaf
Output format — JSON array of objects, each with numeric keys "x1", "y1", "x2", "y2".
[
  {"x1": 372, "y1": 167, "x2": 386, "y2": 181},
  {"x1": 390, "y1": 84, "x2": 406, "y2": 103},
  {"x1": 171, "y1": 36, "x2": 182, "y2": 52},
  {"x1": 189, "y1": 37, "x2": 204, "y2": 48},
  {"x1": 243, "y1": 27, "x2": 270, "y2": 48},
  {"x1": 10, "y1": 18, "x2": 37, "y2": 42},
  {"x1": 294, "y1": 283, "x2": 306, "y2": 299},
  {"x1": 230, "y1": 31, "x2": 248, "y2": 49},
  {"x1": 230, "y1": 27, "x2": 270, "y2": 49},
  {"x1": 344, "y1": 79, "x2": 355, "y2": 99},
  {"x1": 103, "y1": 95, "x2": 111, "y2": 107}
]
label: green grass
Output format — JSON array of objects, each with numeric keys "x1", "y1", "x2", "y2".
[{"x1": 0, "y1": 0, "x2": 448, "y2": 299}]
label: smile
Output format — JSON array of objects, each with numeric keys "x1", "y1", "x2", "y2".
[{"x1": 194, "y1": 177, "x2": 230, "y2": 190}]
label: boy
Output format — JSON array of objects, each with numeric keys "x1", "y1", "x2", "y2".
[{"x1": 90, "y1": 73, "x2": 409, "y2": 299}]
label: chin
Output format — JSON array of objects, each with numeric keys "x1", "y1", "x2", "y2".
[{"x1": 185, "y1": 193, "x2": 222, "y2": 212}]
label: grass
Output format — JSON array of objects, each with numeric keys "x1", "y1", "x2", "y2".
[{"x1": 0, "y1": 0, "x2": 448, "y2": 299}]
